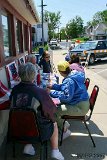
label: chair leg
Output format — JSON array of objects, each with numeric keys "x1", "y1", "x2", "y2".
[
  {"x1": 83, "y1": 120, "x2": 96, "y2": 147},
  {"x1": 60, "y1": 120, "x2": 66, "y2": 146}
]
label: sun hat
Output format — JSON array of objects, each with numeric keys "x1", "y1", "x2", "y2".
[{"x1": 57, "y1": 61, "x2": 69, "y2": 72}]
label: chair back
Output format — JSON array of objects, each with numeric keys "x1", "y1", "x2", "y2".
[
  {"x1": 18, "y1": 56, "x2": 25, "y2": 65},
  {"x1": 84, "y1": 78, "x2": 90, "y2": 90},
  {"x1": 87, "y1": 85, "x2": 99, "y2": 121},
  {"x1": 8, "y1": 108, "x2": 41, "y2": 143}
]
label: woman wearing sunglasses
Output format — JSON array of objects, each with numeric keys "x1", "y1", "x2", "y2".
[{"x1": 39, "y1": 51, "x2": 53, "y2": 73}]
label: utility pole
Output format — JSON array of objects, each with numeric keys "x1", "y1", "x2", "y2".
[
  {"x1": 41, "y1": 0, "x2": 47, "y2": 46},
  {"x1": 41, "y1": 0, "x2": 44, "y2": 46}
]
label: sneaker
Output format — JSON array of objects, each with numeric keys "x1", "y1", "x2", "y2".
[
  {"x1": 63, "y1": 129, "x2": 71, "y2": 140},
  {"x1": 51, "y1": 149, "x2": 64, "y2": 160},
  {"x1": 23, "y1": 144, "x2": 35, "y2": 156}
]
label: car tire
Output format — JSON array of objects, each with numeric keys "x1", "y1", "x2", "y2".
[{"x1": 89, "y1": 54, "x2": 95, "y2": 65}]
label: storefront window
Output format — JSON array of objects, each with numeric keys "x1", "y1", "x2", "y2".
[
  {"x1": 1, "y1": 11, "x2": 12, "y2": 58},
  {"x1": 24, "y1": 24, "x2": 28, "y2": 51},
  {"x1": 16, "y1": 20, "x2": 22, "y2": 53}
]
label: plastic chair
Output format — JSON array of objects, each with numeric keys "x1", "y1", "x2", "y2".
[
  {"x1": 84, "y1": 78, "x2": 90, "y2": 90},
  {"x1": 5, "y1": 108, "x2": 48, "y2": 160},
  {"x1": 60, "y1": 85, "x2": 99, "y2": 147}
]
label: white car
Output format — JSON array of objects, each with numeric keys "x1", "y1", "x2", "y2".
[{"x1": 49, "y1": 39, "x2": 58, "y2": 46}]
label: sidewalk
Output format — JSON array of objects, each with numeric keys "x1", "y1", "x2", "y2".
[{"x1": 0, "y1": 49, "x2": 107, "y2": 160}]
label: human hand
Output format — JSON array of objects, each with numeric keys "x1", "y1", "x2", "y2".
[
  {"x1": 47, "y1": 84, "x2": 52, "y2": 89},
  {"x1": 45, "y1": 87, "x2": 51, "y2": 94}
]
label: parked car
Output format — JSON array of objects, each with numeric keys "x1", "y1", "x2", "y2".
[
  {"x1": 65, "y1": 43, "x2": 85, "y2": 62},
  {"x1": 68, "y1": 40, "x2": 107, "y2": 64},
  {"x1": 49, "y1": 39, "x2": 59, "y2": 46}
]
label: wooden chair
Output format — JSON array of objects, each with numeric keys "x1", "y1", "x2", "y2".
[
  {"x1": 5, "y1": 108, "x2": 48, "y2": 160},
  {"x1": 60, "y1": 85, "x2": 99, "y2": 147},
  {"x1": 84, "y1": 78, "x2": 90, "y2": 90}
]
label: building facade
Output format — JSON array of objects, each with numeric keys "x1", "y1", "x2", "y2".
[
  {"x1": 0, "y1": 0, "x2": 39, "y2": 147},
  {"x1": 85, "y1": 23, "x2": 107, "y2": 40}
]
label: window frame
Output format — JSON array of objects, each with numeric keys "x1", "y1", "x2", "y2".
[
  {"x1": 1, "y1": 9, "x2": 13, "y2": 58},
  {"x1": 0, "y1": 0, "x2": 32, "y2": 67}
]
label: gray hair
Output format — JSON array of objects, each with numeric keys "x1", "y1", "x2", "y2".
[
  {"x1": 19, "y1": 62, "x2": 36, "y2": 82},
  {"x1": 27, "y1": 54, "x2": 36, "y2": 62}
]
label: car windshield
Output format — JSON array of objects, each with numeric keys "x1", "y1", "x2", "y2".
[
  {"x1": 74, "y1": 43, "x2": 85, "y2": 49},
  {"x1": 74, "y1": 42, "x2": 97, "y2": 50},
  {"x1": 51, "y1": 39, "x2": 57, "y2": 41},
  {"x1": 83, "y1": 41, "x2": 98, "y2": 49}
]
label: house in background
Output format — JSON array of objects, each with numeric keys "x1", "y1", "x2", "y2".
[
  {"x1": 0, "y1": 0, "x2": 39, "y2": 147},
  {"x1": 85, "y1": 23, "x2": 107, "y2": 40}
]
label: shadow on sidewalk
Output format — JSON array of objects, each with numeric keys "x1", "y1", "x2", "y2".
[{"x1": 0, "y1": 119, "x2": 106, "y2": 160}]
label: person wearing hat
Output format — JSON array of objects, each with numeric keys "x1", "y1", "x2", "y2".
[{"x1": 47, "y1": 61, "x2": 89, "y2": 139}]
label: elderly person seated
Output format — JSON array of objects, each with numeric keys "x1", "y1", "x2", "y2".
[
  {"x1": 47, "y1": 61, "x2": 89, "y2": 139},
  {"x1": 69, "y1": 54, "x2": 85, "y2": 73},
  {"x1": 10, "y1": 62, "x2": 64, "y2": 160},
  {"x1": 27, "y1": 54, "x2": 40, "y2": 71}
]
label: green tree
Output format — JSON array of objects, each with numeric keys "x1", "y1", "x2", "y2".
[
  {"x1": 60, "y1": 28, "x2": 66, "y2": 40},
  {"x1": 44, "y1": 11, "x2": 61, "y2": 40},
  {"x1": 88, "y1": 10, "x2": 107, "y2": 26},
  {"x1": 66, "y1": 16, "x2": 84, "y2": 39}
]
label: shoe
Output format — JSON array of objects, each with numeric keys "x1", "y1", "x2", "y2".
[
  {"x1": 63, "y1": 129, "x2": 71, "y2": 140},
  {"x1": 23, "y1": 144, "x2": 35, "y2": 156},
  {"x1": 51, "y1": 149, "x2": 64, "y2": 160},
  {"x1": 64, "y1": 121, "x2": 70, "y2": 131}
]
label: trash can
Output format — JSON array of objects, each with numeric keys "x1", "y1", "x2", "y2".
[{"x1": 39, "y1": 47, "x2": 44, "y2": 56}]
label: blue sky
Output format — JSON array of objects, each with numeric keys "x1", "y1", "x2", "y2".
[{"x1": 34, "y1": 0, "x2": 107, "y2": 28}]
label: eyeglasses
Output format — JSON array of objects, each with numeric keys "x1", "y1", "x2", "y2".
[{"x1": 45, "y1": 56, "x2": 50, "y2": 58}]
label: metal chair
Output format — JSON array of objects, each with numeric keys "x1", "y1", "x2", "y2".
[
  {"x1": 60, "y1": 85, "x2": 99, "y2": 147},
  {"x1": 86, "y1": 85, "x2": 99, "y2": 121},
  {"x1": 5, "y1": 108, "x2": 48, "y2": 160},
  {"x1": 84, "y1": 78, "x2": 90, "y2": 90}
]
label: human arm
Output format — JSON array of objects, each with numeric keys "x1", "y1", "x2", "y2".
[
  {"x1": 50, "y1": 78, "x2": 75, "y2": 104},
  {"x1": 35, "y1": 87, "x2": 57, "y2": 122}
]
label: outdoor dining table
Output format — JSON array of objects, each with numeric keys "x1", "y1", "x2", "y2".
[
  {"x1": 40, "y1": 73, "x2": 61, "y2": 105},
  {"x1": 40, "y1": 73, "x2": 57, "y2": 88}
]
